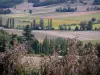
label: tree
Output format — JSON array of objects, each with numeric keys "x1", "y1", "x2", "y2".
[
  {"x1": 12, "y1": 18, "x2": 15, "y2": 28},
  {"x1": 48, "y1": 19, "x2": 53, "y2": 30},
  {"x1": 50, "y1": 19, "x2": 52, "y2": 29},
  {"x1": 40, "y1": 19, "x2": 44, "y2": 29},
  {"x1": 0, "y1": 0, "x2": 23, "y2": 8},
  {"x1": 95, "y1": 43, "x2": 100, "y2": 57},
  {"x1": 93, "y1": 0, "x2": 100, "y2": 5},
  {"x1": 68, "y1": 26, "x2": 71, "y2": 31},
  {"x1": 32, "y1": 19, "x2": 36, "y2": 30},
  {"x1": 42, "y1": 36, "x2": 50, "y2": 55},
  {"x1": 91, "y1": 17, "x2": 96, "y2": 22},
  {"x1": 0, "y1": 17, "x2": 2, "y2": 26},
  {"x1": 80, "y1": 21, "x2": 87, "y2": 30},
  {"x1": 31, "y1": 39, "x2": 40, "y2": 54},
  {"x1": 87, "y1": 21, "x2": 93, "y2": 30},
  {"x1": 6, "y1": 9, "x2": 11, "y2": 14},
  {"x1": 0, "y1": 30, "x2": 10, "y2": 52},
  {"x1": 7, "y1": 18, "x2": 10, "y2": 28},
  {"x1": 23, "y1": 25, "x2": 34, "y2": 41},
  {"x1": 29, "y1": 10, "x2": 32, "y2": 14},
  {"x1": 75, "y1": 26, "x2": 79, "y2": 31},
  {"x1": 10, "y1": 18, "x2": 12, "y2": 28}
]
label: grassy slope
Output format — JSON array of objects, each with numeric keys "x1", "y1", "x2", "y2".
[
  {"x1": 62, "y1": 12, "x2": 100, "y2": 21},
  {"x1": 83, "y1": 40, "x2": 100, "y2": 45}
]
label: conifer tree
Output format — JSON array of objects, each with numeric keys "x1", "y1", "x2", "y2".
[
  {"x1": 33, "y1": 19, "x2": 36, "y2": 30},
  {"x1": 40, "y1": 19, "x2": 44, "y2": 29},
  {"x1": 50, "y1": 19, "x2": 52, "y2": 29},
  {"x1": 87, "y1": 21, "x2": 93, "y2": 30},
  {"x1": 42, "y1": 36, "x2": 50, "y2": 55},
  {"x1": 7, "y1": 18, "x2": 10, "y2": 28},
  {"x1": 23, "y1": 25, "x2": 34, "y2": 41}
]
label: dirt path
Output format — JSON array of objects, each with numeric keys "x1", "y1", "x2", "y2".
[
  {"x1": 1, "y1": 28, "x2": 100, "y2": 41},
  {"x1": 44, "y1": 11, "x2": 100, "y2": 19}
]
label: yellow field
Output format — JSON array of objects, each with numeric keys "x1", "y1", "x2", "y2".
[{"x1": 16, "y1": 18, "x2": 80, "y2": 29}]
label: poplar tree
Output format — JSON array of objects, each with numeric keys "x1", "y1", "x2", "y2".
[
  {"x1": 33, "y1": 19, "x2": 36, "y2": 30},
  {"x1": 0, "y1": 17, "x2": 2, "y2": 26},
  {"x1": 40, "y1": 19, "x2": 44, "y2": 29}
]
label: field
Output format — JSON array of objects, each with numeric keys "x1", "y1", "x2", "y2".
[
  {"x1": 1, "y1": 28, "x2": 100, "y2": 42},
  {"x1": 1, "y1": 2, "x2": 100, "y2": 30},
  {"x1": 1, "y1": 11, "x2": 100, "y2": 30}
]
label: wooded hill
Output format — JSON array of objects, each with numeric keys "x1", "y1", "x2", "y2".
[{"x1": 0, "y1": 0, "x2": 23, "y2": 8}]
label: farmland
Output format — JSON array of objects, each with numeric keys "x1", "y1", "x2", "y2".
[{"x1": 1, "y1": 11, "x2": 100, "y2": 30}]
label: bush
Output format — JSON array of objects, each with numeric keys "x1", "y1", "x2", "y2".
[{"x1": 75, "y1": 26, "x2": 79, "y2": 31}]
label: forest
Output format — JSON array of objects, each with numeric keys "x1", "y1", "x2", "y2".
[{"x1": 0, "y1": 0, "x2": 23, "y2": 8}]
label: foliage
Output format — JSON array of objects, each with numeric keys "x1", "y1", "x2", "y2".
[
  {"x1": 75, "y1": 26, "x2": 80, "y2": 31},
  {"x1": 80, "y1": 21, "x2": 87, "y2": 30},
  {"x1": 6, "y1": 18, "x2": 15, "y2": 28},
  {"x1": 87, "y1": 21, "x2": 93, "y2": 30},
  {"x1": 29, "y1": 10, "x2": 32, "y2": 14},
  {"x1": 93, "y1": 0, "x2": 100, "y2": 5},
  {"x1": 40, "y1": 19, "x2": 44, "y2": 29},
  {"x1": 0, "y1": 9, "x2": 11, "y2": 14},
  {"x1": 23, "y1": 25, "x2": 34, "y2": 41},
  {"x1": 56, "y1": 7, "x2": 77, "y2": 12},
  {"x1": 0, "y1": 37, "x2": 100, "y2": 75},
  {"x1": 33, "y1": 0, "x2": 66, "y2": 7},
  {"x1": 0, "y1": 17, "x2": 2, "y2": 26},
  {"x1": 0, "y1": 30, "x2": 10, "y2": 52},
  {"x1": 0, "y1": 0, "x2": 23, "y2": 8},
  {"x1": 0, "y1": 30, "x2": 21, "y2": 52}
]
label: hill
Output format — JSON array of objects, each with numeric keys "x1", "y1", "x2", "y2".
[{"x1": 0, "y1": 0, "x2": 23, "y2": 8}]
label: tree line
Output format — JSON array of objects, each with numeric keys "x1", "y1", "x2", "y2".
[
  {"x1": 33, "y1": 0, "x2": 66, "y2": 7},
  {"x1": 0, "y1": 0, "x2": 23, "y2": 8},
  {"x1": 0, "y1": 17, "x2": 99, "y2": 31},
  {"x1": 56, "y1": 7, "x2": 77, "y2": 12},
  {"x1": 0, "y1": 9, "x2": 11, "y2": 14},
  {"x1": 93, "y1": 0, "x2": 100, "y2": 5}
]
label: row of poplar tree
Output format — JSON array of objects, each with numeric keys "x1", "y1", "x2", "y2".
[{"x1": 5, "y1": 17, "x2": 53, "y2": 30}]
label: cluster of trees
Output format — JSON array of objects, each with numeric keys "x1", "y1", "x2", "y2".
[
  {"x1": 56, "y1": 7, "x2": 77, "y2": 12},
  {"x1": 0, "y1": 30, "x2": 21, "y2": 52},
  {"x1": 87, "y1": 6, "x2": 100, "y2": 11},
  {"x1": 31, "y1": 37, "x2": 69, "y2": 55},
  {"x1": 80, "y1": 21, "x2": 93, "y2": 31},
  {"x1": 28, "y1": 0, "x2": 39, "y2": 3},
  {"x1": 58, "y1": 20, "x2": 93, "y2": 31},
  {"x1": 5, "y1": 17, "x2": 53, "y2": 30},
  {"x1": 31, "y1": 19, "x2": 53, "y2": 30},
  {"x1": 0, "y1": 0, "x2": 23, "y2": 8},
  {"x1": 33, "y1": 0, "x2": 66, "y2": 7},
  {"x1": 0, "y1": 9, "x2": 11, "y2": 14},
  {"x1": 6, "y1": 18, "x2": 15, "y2": 28},
  {"x1": 93, "y1": 0, "x2": 100, "y2": 5},
  {"x1": 1, "y1": 17, "x2": 98, "y2": 31},
  {"x1": 19, "y1": 25, "x2": 68, "y2": 55}
]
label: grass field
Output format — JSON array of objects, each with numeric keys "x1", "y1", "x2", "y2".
[
  {"x1": 59, "y1": 12, "x2": 100, "y2": 21},
  {"x1": 83, "y1": 40, "x2": 100, "y2": 45}
]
